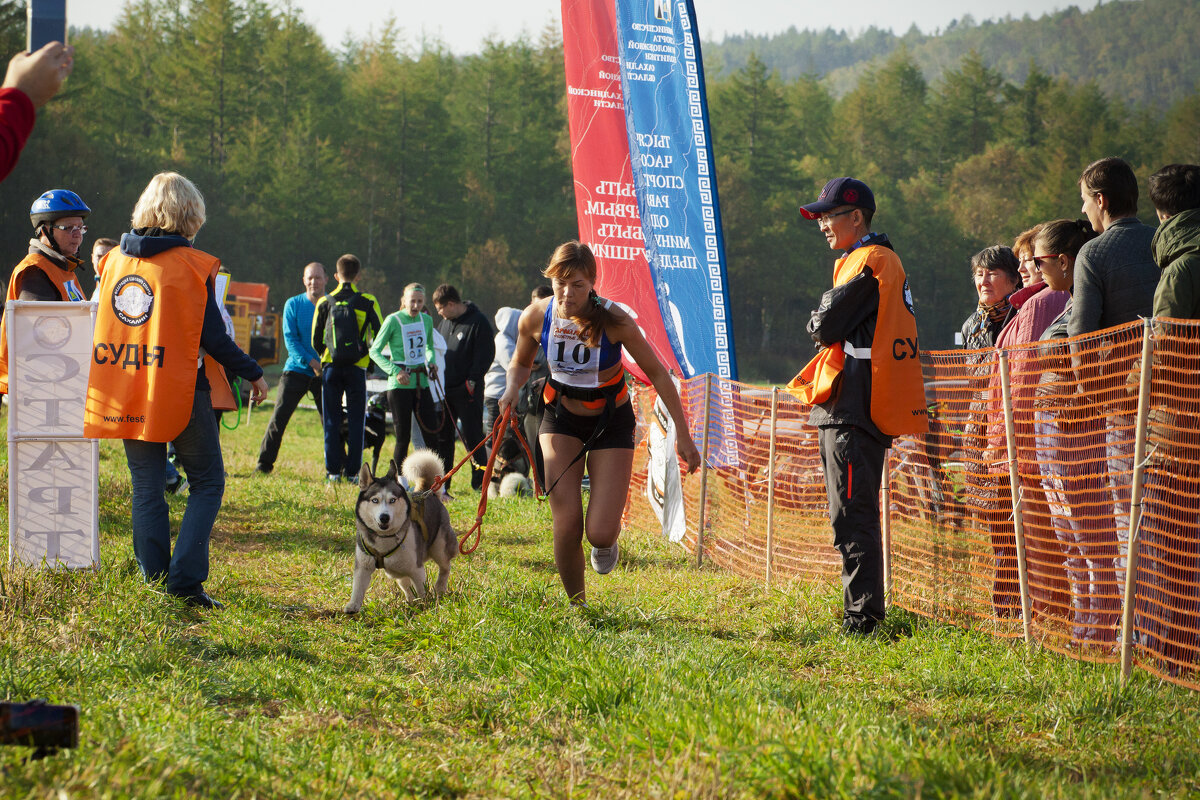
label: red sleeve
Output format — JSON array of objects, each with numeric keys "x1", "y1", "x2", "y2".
[{"x1": 0, "y1": 88, "x2": 36, "y2": 182}]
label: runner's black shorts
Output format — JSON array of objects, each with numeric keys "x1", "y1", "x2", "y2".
[{"x1": 540, "y1": 400, "x2": 636, "y2": 450}]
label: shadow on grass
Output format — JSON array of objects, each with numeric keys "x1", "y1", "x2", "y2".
[
  {"x1": 186, "y1": 637, "x2": 321, "y2": 664},
  {"x1": 616, "y1": 550, "x2": 691, "y2": 571},
  {"x1": 516, "y1": 557, "x2": 559, "y2": 574},
  {"x1": 576, "y1": 605, "x2": 831, "y2": 651},
  {"x1": 277, "y1": 603, "x2": 346, "y2": 620},
  {"x1": 879, "y1": 611, "x2": 921, "y2": 641},
  {"x1": 214, "y1": 516, "x2": 356, "y2": 555},
  {"x1": 508, "y1": 547, "x2": 692, "y2": 574}
]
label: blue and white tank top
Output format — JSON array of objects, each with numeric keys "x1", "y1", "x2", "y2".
[{"x1": 541, "y1": 298, "x2": 623, "y2": 388}]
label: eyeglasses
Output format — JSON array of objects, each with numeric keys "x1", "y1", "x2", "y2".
[
  {"x1": 816, "y1": 209, "x2": 855, "y2": 226},
  {"x1": 51, "y1": 224, "x2": 87, "y2": 234},
  {"x1": 1032, "y1": 254, "x2": 1062, "y2": 267}
]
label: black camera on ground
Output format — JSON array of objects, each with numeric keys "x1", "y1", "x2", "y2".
[{"x1": 1, "y1": 700, "x2": 79, "y2": 758}]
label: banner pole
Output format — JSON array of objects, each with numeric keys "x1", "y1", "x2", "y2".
[
  {"x1": 695, "y1": 373, "x2": 713, "y2": 569},
  {"x1": 765, "y1": 387, "x2": 779, "y2": 589},
  {"x1": 1121, "y1": 319, "x2": 1155, "y2": 683},
  {"x1": 1000, "y1": 350, "x2": 1033, "y2": 648}
]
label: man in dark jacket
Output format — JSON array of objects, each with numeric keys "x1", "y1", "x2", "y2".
[
  {"x1": 1139, "y1": 162, "x2": 1200, "y2": 671},
  {"x1": 1149, "y1": 163, "x2": 1200, "y2": 319},
  {"x1": 433, "y1": 284, "x2": 495, "y2": 492}
]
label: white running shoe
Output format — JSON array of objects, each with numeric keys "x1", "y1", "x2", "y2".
[{"x1": 590, "y1": 542, "x2": 619, "y2": 575}]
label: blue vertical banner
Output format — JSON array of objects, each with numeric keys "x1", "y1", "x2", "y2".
[{"x1": 615, "y1": 0, "x2": 737, "y2": 381}]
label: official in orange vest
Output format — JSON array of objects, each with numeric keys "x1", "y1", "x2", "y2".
[
  {"x1": 792, "y1": 177, "x2": 928, "y2": 635},
  {"x1": 84, "y1": 172, "x2": 268, "y2": 610},
  {"x1": 0, "y1": 188, "x2": 91, "y2": 394}
]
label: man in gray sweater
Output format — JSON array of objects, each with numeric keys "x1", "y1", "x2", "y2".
[
  {"x1": 1068, "y1": 157, "x2": 1159, "y2": 594},
  {"x1": 1069, "y1": 157, "x2": 1158, "y2": 336}
]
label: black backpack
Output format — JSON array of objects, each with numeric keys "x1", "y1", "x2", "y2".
[{"x1": 324, "y1": 290, "x2": 369, "y2": 366}]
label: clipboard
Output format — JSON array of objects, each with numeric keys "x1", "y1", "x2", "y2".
[{"x1": 214, "y1": 271, "x2": 231, "y2": 306}]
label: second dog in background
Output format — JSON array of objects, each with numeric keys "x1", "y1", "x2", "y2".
[{"x1": 486, "y1": 432, "x2": 536, "y2": 499}]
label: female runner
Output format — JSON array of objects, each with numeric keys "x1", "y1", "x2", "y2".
[{"x1": 499, "y1": 241, "x2": 701, "y2": 604}]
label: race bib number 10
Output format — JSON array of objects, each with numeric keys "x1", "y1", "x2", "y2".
[{"x1": 548, "y1": 319, "x2": 600, "y2": 388}]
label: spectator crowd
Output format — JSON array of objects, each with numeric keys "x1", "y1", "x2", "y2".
[{"x1": 951, "y1": 158, "x2": 1200, "y2": 667}]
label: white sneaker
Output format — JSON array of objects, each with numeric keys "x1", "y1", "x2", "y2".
[{"x1": 590, "y1": 542, "x2": 619, "y2": 575}]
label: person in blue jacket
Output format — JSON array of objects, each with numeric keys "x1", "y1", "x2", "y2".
[{"x1": 255, "y1": 262, "x2": 327, "y2": 474}]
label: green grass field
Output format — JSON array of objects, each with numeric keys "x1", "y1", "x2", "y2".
[{"x1": 3, "y1": 400, "x2": 1200, "y2": 798}]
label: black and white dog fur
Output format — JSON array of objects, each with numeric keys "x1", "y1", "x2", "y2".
[
  {"x1": 487, "y1": 433, "x2": 536, "y2": 499},
  {"x1": 344, "y1": 450, "x2": 458, "y2": 613}
]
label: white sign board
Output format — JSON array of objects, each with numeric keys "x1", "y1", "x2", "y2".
[
  {"x1": 7, "y1": 301, "x2": 99, "y2": 568},
  {"x1": 9, "y1": 439, "x2": 99, "y2": 567},
  {"x1": 645, "y1": 392, "x2": 686, "y2": 543}
]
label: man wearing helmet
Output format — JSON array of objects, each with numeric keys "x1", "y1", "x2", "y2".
[{"x1": 0, "y1": 188, "x2": 91, "y2": 393}]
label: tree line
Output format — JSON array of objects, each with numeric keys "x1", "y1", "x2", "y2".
[
  {"x1": 2, "y1": 0, "x2": 1197, "y2": 381},
  {"x1": 709, "y1": 0, "x2": 1200, "y2": 111}
]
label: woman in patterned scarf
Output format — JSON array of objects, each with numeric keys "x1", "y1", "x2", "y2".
[{"x1": 960, "y1": 246, "x2": 1021, "y2": 350}]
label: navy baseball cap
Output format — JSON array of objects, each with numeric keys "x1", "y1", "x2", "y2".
[{"x1": 799, "y1": 177, "x2": 876, "y2": 219}]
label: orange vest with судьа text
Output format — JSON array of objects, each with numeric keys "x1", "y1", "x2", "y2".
[
  {"x1": 84, "y1": 246, "x2": 234, "y2": 442},
  {"x1": 0, "y1": 251, "x2": 87, "y2": 393},
  {"x1": 788, "y1": 243, "x2": 928, "y2": 437}
]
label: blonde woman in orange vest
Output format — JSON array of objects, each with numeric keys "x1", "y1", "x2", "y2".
[
  {"x1": 84, "y1": 172, "x2": 268, "y2": 610},
  {"x1": 0, "y1": 188, "x2": 91, "y2": 394},
  {"x1": 793, "y1": 177, "x2": 928, "y2": 635}
]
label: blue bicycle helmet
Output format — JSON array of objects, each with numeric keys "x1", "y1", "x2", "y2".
[{"x1": 30, "y1": 189, "x2": 91, "y2": 229}]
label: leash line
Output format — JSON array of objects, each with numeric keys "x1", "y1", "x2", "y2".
[{"x1": 452, "y1": 406, "x2": 545, "y2": 555}]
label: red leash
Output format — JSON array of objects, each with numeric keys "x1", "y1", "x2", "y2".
[
  {"x1": 443, "y1": 406, "x2": 544, "y2": 555},
  {"x1": 427, "y1": 407, "x2": 544, "y2": 556}
]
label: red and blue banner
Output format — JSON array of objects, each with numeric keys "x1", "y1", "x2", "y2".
[
  {"x1": 561, "y1": 0, "x2": 679, "y2": 383},
  {"x1": 615, "y1": 0, "x2": 736, "y2": 380},
  {"x1": 560, "y1": 0, "x2": 736, "y2": 382}
]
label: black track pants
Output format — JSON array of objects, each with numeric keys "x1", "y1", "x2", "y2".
[{"x1": 819, "y1": 425, "x2": 888, "y2": 628}]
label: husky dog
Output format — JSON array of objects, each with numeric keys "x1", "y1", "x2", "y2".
[
  {"x1": 486, "y1": 433, "x2": 535, "y2": 499},
  {"x1": 343, "y1": 452, "x2": 458, "y2": 613}
]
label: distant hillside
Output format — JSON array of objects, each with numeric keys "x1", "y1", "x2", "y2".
[{"x1": 703, "y1": 0, "x2": 1200, "y2": 109}]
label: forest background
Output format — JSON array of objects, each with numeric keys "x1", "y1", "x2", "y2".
[{"x1": 2, "y1": 0, "x2": 1198, "y2": 380}]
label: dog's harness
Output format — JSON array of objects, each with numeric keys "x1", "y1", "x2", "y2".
[
  {"x1": 356, "y1": 527, "x2": 408, "y2": 570},
  {"x1": 408, "y1": 491, "x2": 434, "y2": 546},
  {"x1": 355, "y1": 495, "x2": 435, "y2": 569}
]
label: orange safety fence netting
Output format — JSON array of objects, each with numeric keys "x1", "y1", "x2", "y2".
[
  {"x1": 1134, "y1": 318, "x2": 1200, "y2": 688},
  {"x1": 621, "y1": 319, "x2": 1200, "y2": 691}
]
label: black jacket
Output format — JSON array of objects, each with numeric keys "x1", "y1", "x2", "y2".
[
  {"x1": 438, "y1": 301, "x2": 495, "y2": 389},
  {"x1": 806, "y1": 233, "x2": 899, "y2": 444}
]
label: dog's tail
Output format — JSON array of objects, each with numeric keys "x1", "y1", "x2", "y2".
[{"x1": 401, "y1": 448, "x2": 445, "y2": 492}]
